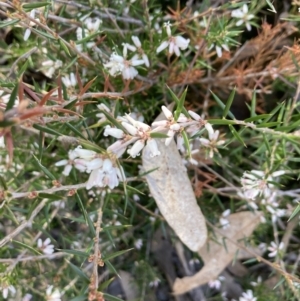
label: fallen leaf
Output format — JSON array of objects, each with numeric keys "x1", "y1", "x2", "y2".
[
  {"x1": 173, "y1": 211, "x2": 263, "y2": 294},
  {"x1": 142, "y1": 109, "x2": 207, "y2": 252}
]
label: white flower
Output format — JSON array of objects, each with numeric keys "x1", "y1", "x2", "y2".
[
  {"x1": 22, "y1": 294, "x2": 33, "y2": 301},
  {"x1": 231, "y1": 4, "x2": 255, "y2": 31},
  {"x1": 104, "y1": 48, "x2": 145, "y2": 80},
  {"x1": 104, "y1": 126, "x2": 124, "y2": 139},
  {"x1": 268, "y1": 241, "x2": 284, "y2": 257},
  {"x1": 134, "y1": 238, "x2": 143, "y2": 250},
  {"x1": 241, "y1": 170, "x2": 285, "y2": 200},
  {"x1": 199, "y1": 123, "x2": 225, "y2": 158},
  {"x1": 124, "y1": 36, "x2": 150, "y2": 67},
  {"x1": 62, "y1": 73, "x2": 77, "y2": 89},
  {"x1": 46, "y1": 285, "x2": 61, "y2": 301},
  {"x1": 37, "y1": 238, "x2": 55, "y2": 255},
  {"x1": 0, "y1": 136, "x2": 5, "y2": 148},
  {"x1": 219, "y1": 209, "x2": 230, "y2": 229},
  {"x1": 209, "y1": 43, "x2": 230, "y2": 58},
  {"x1": 41, "y1": 59, "x2": 63, "y2": 78},
  {"x1": 239, "y1": 289, "x2": 257, "y2": 301},
  {"x1": 24, "y1": 9, "x2": 39, "y2": 41},
  {"x1": 208, "y1": 276, "x2": 225, "y2": 290},
  {"x1": 76, "y1": 17, "x2": 102, "y2": 41},
  {"x1": 149, "y1": 277, "x2": 161, "y2": 288},
  {"x1": 157, "y1": 22, "x2": 190, "y2": 56},
  {"x1": 86, "y1": 158, "x2": 125, "y2": 190},
  {"x1": 1, "y1": 284, "x2": 16, "y2": 299}
]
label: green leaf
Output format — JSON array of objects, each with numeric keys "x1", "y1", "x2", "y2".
[
  {"x1": 38, "y1": 193, "x2": 61, "y2": 201},
  {"x1": 59, "y1": 249, "x2": 90, "y2": 258},
  {"x1": 31, "y1": 28, "x2": 56, "y2": 40},
  {"x1": 256, "y1": 122, "x2": 280, "y2": 128},
  {"x1": 208, "y1": 119, "x2": 236, "y2": 125},
  {"x1": 250, "y1": 90, "x2": 257, "y2": 117},
  {"x1": 70, "y1": 296, "x2": 87, "y2": 301},
  {"x1": 103, "y1": 248, "x2": 133, "y2": 262},
  {"x1": 99, "y1": 109, "x2": 127, "y2": 132},
  {"x1": 59, "y1": 39, "x2": 71, "y2": 56},
  {"x1": 222, "y1": 88, "x2": 235, "y2": 119},
  {"x1": 244, "y1": 114, "x2": 272, "y2": 122},
  {"x1": 99, "y1": 277, "x2": 115, "y2": 291},
  {"x1": 288, "y1": 204, "x2": 300, "y2": 222},
  {"x1": 32, "y1": 154, "x2": 56, "y2": 180},
  {"x1": 77, "y1": 138, "x2": 104, "y2": 153},
  {"x1": 33, "y1": 124, "x2": 62, "y2": 136},
  {"x1": 5, "y1": 83, "x2": 18, "y2": 112},
  {"x1": 17, "y1": 60, "x2": 30, "y2": 77},
  {"x1": 0, "y1": 19, "x2": 20, "y2": 28},
  {"x1": 229, "y1": 125, "x2": 245, "y2": 146},
  {"x1": 64, "y1": 122, "x2": 86, "y2": 139},
  {"x1": 102, "y1": 293, "x2": 124, "y2": 301},
  {"x1": 13, "y1": 240, "x2": 41, "y2": 255},
  {"x1": 75, "y1": 193, "x2": 89, "y2": 225},
  {"x1": 210, "y1": 90, "x2": 235, "y2": 120},
  {"x1": 149, "y1": 132, "x2": 169, "y2": 139},
  {"x1": 68, "y1": 261, "x2": 89, "y2": 281},
  {"x1": 166, "y1": 85, "x2": 189, "y2": 117},
  {"x1": 182, "y1": 130, "x2": 191, "y2": 157},
  {"x1": 23, "y1": 2, "x2": 51, "y2": 10},
  {"x1": 174, "y1": 87, "x2": 188, "y2": 121}
]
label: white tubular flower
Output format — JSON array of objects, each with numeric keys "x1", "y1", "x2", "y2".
[
  {"x1": 157, "y1": 22, "x2": 190, "y2": 56},
  {"x1": 104, "y1": 126, "x2": 124, "y2": 139},
  {"x1": 1, "y1": 284, "x2": 16, "y2": 299},
  {"x1": 268, "y1": 241, "x2": 284, "y2": 258},
  {"x1": 146, "y1": 138, "x2": 161, "y2": 157},
  {"x1": 74, "y1": 146, "x2": 96, "y2": 160},
  {"x1": 128, "y1": 139, "x2": 145, "y2": 158},
  {"x1": 55, "y1": 149, "x2": 79, "y2": 176},
  {"x1": 46, "y1": 285, "x2": 61, "y2": 301},
  {"x1": 37, "y1": 238, "x2": 55, "y2": 255},
  {"x1": 130, "y1": 36, "x2": 150, "y2": 67},
  {"x1": 239, "y1": 289, "x2": 257, "y2": 301},
  {"x1": 231, "y1": 4, "x2": 254, "y2": 31},
  {"x1": 62, "y1": 73, "x2": 77, "y2": 89}
]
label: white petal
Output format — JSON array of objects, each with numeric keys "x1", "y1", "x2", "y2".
[
  {"x1": 216, "y1": 45, "x2": 222, "y2": 57},
  {"x1": 128, "y1": 140, "x2": 145, "y2": 157},
  {"x1": 24, "y1": 29, "x2": 32, "y2": 41},
  {"x1": 162, "y1": 105, "x2": 173, "y2": 119},
  {"x1": 156, "y1": 41, "x2": 169, "y2": 53},
  {"x1": 131, "y1": 36, "x2": 141, "y2": 47},
  {"x1": 146, "y1": 139, "x2": 161, "y2": 157}
]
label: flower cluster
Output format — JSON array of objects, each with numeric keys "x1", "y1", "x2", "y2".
[
  {"x1": 241, "y1": 170, "x2": 285, "y2": 200},
  {"x1": 104, "y1": 105, "x2": 224, "y2": 161},
  {"x1": 55, "y1": 146, "x2": 125, "y2": 190}
]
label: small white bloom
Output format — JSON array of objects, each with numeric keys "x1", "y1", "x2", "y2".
[
  {"x1": 128, "y1": 140, "x2": 145, "y2": 158},
  {"x1": 134, "y1": 238, "x2": 143, "y2": 250},
  {"x1": 199, "y1": 124, "x2": 225, "y2": 158},
  {"x1": 231, "y1": 4, "x2": 255, "y2": 31},
  {"x1": 24, "y1": 9, "x2": 38, "y2": 41},
  {"x1": 149, "y1": 277, "x2": 161, "y2": 288},
  {"x1": 22, "y1": 293, "x2": 33, "y2": 301},
  {"x1": 268, "y1": 241, "x2": 284, "y2": 258},
  {"x1": 46, "y1": 285, "x2": 61, "y2": 301},
  {"x1": 146, "y1": 138, "x2": 161, "y2": 157},
  {"x1": 1, "y1": 284, "x2": 16, "y2": 299},
  {"x1": 209, "y1": 43, "x2": 230, "y2": 58},
  {"x1": 208, "y1": 276, "x2": 224, "y2": 290},
  {"x1": 219, "y1": 209, "x2": 231, "y2": 229},
  {"x1": 157, "y1": 22, "x2": 190, "y2": 56},
  {"x1": 41, "y1": 59, "x2": 63, "y2": 78},
  {"x1": 38, "y1": 238, "x2": 55, "y2": 255},
  {"x1": 62, "y1": 73, "x2": 77, "y2": 89},
  {"x1": 239, "y1": 289, "x2": 257, "y2": 301}
]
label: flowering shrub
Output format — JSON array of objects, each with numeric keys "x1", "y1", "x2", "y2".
[{"x1": 0, "y1": 0, "x2": 300, "y2": 300}]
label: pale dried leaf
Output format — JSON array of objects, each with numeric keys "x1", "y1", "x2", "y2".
[
  {"x1": 173, "y1": 211, "x2": 263, "y2": 294},
  {"x1": 119, "y1": 270, "x2": 138, "y2": 301},
  {"x1": 142, "y1": 110, "x2": 207, "y2": 252}
]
